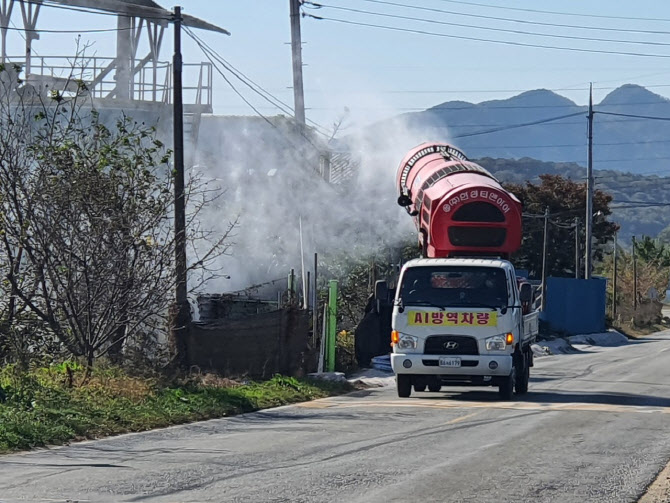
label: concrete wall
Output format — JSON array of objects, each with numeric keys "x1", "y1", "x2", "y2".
[
  {"x1": 541, "y1": 277, "x2": 607, "y2": 335},
  {"x1": 187, "y1": 308, "x2": 313, "y2": 378}
]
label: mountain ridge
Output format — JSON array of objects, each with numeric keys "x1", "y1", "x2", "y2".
[{"x1": 363, "y1": 84, "x2": 670, "y2": 175}]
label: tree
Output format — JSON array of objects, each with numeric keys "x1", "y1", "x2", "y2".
[
  {"x1": 635, "y1": 235, "x2": 670, "y2": 267},
  {"x1": 599, "y1": 241, "x2": 669, "y2": 326},
  {"x1": 0, "y1": 62, "x2": 234, "y2": 373},
  {"x1": 505, "y1": 174, "x2": 618, "y2": 278}
]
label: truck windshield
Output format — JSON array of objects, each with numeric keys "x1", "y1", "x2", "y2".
[{"x1": 399, "y1": 266, "x2": 508, "y2": 309}]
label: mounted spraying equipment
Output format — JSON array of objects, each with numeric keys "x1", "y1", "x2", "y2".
[
  {"x1": 396, "y1": 142, "x2": 523, "y2": 259},
  {"x1": 388, "y1": 143, "x2": 539, "y2": 400}
]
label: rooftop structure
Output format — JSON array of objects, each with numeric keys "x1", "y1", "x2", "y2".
[{"x1": 0, "y1": 1, "x2": 227, "y2": 119}]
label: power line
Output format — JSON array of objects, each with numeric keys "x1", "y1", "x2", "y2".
[
  {"x1": 450, "y1": 112, "x2": 584, "y2": 139},
  {"x1": 594, "y1": 156, "x2": 670, "y2": 162},
  {"x1": 433, "y1": 100, "x2": 670, "y2": 111},
  {"x1": 352, "y1": 0, "x2": 670, "y2": 36},
  {"x1": 308, "y1": 2, "x2": 670, "y2": 48},
  {"x1": 432, "y1": 116, "x2": 670, "y2": 128},
  {"x1": 476, "y1": 139, "x2": 670, "y2": 150},
  {"x1": 184, "y1": 28, "x2": 326, "y2": 154},
  {"x1": 610, "y1": 201, "x2": 670, "y2": 209},
  {"x1": 595, "y1": 110, "x2": 670, "y2": 121},
  {"x1": 304, "y1": 14, "x2": 670, "y2": 59},
  {"x1": 432, "y1": 0, "x2": 670, "y2": 23},
  {"x1": 185, "y1": 27, "x2": 294, "y2": 116},
  {"x1": 223, "y1": 99, "x2": 670, "y2": 112},
  {"x1": 547, "y1": 155, "x2": 670, "y2": 164},
  {"x1": 184, "y1": 26, "x2": 329, "y2": 137},
  {"x1": 265, "y1": 83, "x2": 670, "y2": 94}
]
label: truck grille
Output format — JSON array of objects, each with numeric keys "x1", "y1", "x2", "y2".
[{"x1": 424, "y1": 335, "x2": 479, "y2": 355}]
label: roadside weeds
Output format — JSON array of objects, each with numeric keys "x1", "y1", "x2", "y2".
[{"x1": 0, "y1": 367, "x2": 351, "y2": 454}]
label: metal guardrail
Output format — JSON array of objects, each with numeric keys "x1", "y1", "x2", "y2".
[{"x1": 6, "y1": 55, "x2": 212, "y2": 109}]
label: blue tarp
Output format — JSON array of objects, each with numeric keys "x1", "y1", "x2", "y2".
[{"x1": 371, "y1": 355, "x2": 393, "y2": 373}]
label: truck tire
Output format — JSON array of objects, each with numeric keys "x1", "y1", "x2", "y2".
[
  {"x1": 498, "y1": 367, "x2": 514, "y2": 400},
  {"x1": 414, "y1": 383, "x2": 426, "y2": 392},
  {"x1": 428, "y1": 382, "x2": 442, "y2": 392},
  {"x1": 515, "y1": 352, "x2": 530, "y2": 395},
  {"x1": 397, "y1": 374, "x2": 412, "y2": 398}
]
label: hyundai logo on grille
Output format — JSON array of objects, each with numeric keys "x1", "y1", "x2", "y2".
[{"x1": 444, "y1": 341, "x2": 459, "y2": 350}]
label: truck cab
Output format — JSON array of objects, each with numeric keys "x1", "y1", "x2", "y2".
[{"x1": 390, "y1": 258, "x2": 538, "y2": 400}]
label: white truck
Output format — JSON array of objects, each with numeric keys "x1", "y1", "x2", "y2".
[{"x1": 390, "y1": 258, "x2": 539, "y2": 400}]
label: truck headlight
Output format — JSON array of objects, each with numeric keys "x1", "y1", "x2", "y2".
[
  {"x1": 397, "y1": 334, "x2": 418, "y2": 350},
  {"x1": 485, "y1": 335, "x2": 506, "y2": 351}
]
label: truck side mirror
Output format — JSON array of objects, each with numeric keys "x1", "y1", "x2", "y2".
[{"x1": 519, "y1": 283, "x2": 532, "y2": 303}]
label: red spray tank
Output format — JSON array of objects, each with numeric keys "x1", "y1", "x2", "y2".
[{"x1": 396, "y1": 142, "x2": 522, "y2": 259}]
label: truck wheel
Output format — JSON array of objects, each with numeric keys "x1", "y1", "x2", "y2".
[
  {"x1": 498, "y1": 368, "x2": 514, "y2": 400},
  {"x1": 414, "y1": 383, "x2": 426, "y2": 392},
  {"x1": 428, "y1": 382, "x2": 442, "y2": 392},
  {"x1": 515, "y1": 353, "x2": 530, "y2": 395},
  {"x1": 397, "y1": 374, "x2": 412, "y2": 398}
]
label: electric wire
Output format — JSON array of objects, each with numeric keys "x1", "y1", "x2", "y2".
[
  {"x1": 184, "y1": 27, "x2": 294, "y2": 117},
  {"x1": 306, "y1": 2, "x2": 670, "y2": 48},
  {"x1": 184, "y1": 28, "x2": 326, "y2": 154},
  {"x1": 248, "y1": 99, "x2": 670, "y2": 112},
  {"x1": 448, "y1": 112, "x2": 585, "y2": 139},
  {"x1": 409, "y1": 116, "x2": 670, "y2": 128},
  {"x1": 474, "y1": 139, "x2": 670, "y2": 150},
  {"x1": 595, "y1": 110, "x2": 670, "y2": 121},
  {"x1": 353, "y1": 0, "x2": 670, "y2": 36},
  {"x1": 303, "y1": 14, "x2": 670, "y2": 60},
  {"x1": 184, "y1": 26, "x2": 329, "y2": 137},
  {"x1": 432, "y1": 0, "x2": 670, "y2": 23},
  {"x1": 278, "y1": 83, "x2": 670, "y2": 94}
]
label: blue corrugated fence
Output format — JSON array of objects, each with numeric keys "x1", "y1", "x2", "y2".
[{"x1": 540, "y1": 277, "x2": 607, "y2": 335}]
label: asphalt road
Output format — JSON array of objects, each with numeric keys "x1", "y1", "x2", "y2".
[{"x1": 2, "y1": 332, "x2": 670, "y2": 503}]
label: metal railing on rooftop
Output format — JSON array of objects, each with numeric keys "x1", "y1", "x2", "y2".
[{"x1": 4, "y1": 55, "x2": 212, "y2": 110}]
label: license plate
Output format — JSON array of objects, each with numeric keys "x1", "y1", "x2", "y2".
[{"x1": 439, "y1": 357, "x2": 461, "y2": 368}]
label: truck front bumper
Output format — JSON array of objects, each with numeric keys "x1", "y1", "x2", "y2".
[{"x1": 391, "y1": 353, "x2": 513, "y2": 376}]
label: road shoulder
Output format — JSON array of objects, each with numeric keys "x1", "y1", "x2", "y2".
[{"x1": 640, "y1": 458, "x2": 670, "y2": 502}]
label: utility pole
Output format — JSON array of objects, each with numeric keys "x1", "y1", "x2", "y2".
[
  {"x1": 313, "y1": 252, "x2": 318, "y2": 346},
  {"x1": 171, "y1": 5, "x2": 190, "y2": 368},
  {"x1": 574, "y1": 217, "x2": 580, "y2": 279},
  {"x1": 289, "y1": 0, "x2": 306, "y2": 126},
  {"x1": 585, "y1": 83, "x2": 595, "y2": 280},
  {"x1": 632, "y1": 235, "x2": 638, "y2": 311},
  {"x1": 612, "y1": 232, "x2": 618, "y2": 320},
  {"x1": 541, "y1": 207, "x2": 550, "y2": 311}
]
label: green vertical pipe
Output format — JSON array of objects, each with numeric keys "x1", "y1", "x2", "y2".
[{"x1": 327, "y1": 280, "x2": 338, "y2": 372}]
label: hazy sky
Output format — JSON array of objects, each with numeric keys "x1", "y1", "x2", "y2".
[{"x1": 5, "y1": 0, "x2": 670, "y2": 134}]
